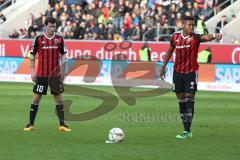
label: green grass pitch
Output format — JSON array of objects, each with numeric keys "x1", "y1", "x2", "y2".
[{"x1": 0, "y1": 82, "x2": 239, "y2": 160}]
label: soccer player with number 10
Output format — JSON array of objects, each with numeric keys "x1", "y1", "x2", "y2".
[{"x1": 24, "y1": 17, "x2": 71, "y2": 132}]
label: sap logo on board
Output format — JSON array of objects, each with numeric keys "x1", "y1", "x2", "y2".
[{"x1": 216, "y1": 66, "x2": 240, "y2": 84}]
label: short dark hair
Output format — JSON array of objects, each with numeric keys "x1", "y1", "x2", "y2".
[
  {"x1": 45, "y1": 16, "x2": 56, "y2": 25},
  {"x1": 183, "y1": 16, "x2": 194, "y2": 21}
]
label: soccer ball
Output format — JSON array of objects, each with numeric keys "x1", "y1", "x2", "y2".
[{"x1": 108, "y1": 128, "x2": 125, "y2": 143}]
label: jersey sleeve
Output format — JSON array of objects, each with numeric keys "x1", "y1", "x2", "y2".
[
  {"x1": 30, "y1": 36, "x2": 39, "y2": 55},
  {"x1": 193, "y1": 31, "x2": 202, "y2": 42},
  {"x1": 170, "y1": 33, "x2": 176, "y2": 47},
  {"x1": 60, "y1": 37, "x2": 68, "y2": 55}
]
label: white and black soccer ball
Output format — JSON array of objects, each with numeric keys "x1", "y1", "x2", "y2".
[{"x1": 107, "y1": 128, "x2": 125, "y2": 143}]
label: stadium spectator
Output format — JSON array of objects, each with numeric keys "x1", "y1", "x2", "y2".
[
  {"x1": 8, "y1": 29, "x2": 19, "y2": 38},
  {"x1": 196, "y1": 14, "x2": 208, "y2": 34},
  {"x1": 205, "y1": 0, "x2": 215, "y2": 8},
  {"x1": 45, "y1": 4, "x2": 53, "y2": 17},
  {"x1": 159, "y1": 22, "x2": 174, "y2": 41},
  {"x1": 0, "y1": 0, "x2": 12, "y2": 10},
  {"x1": 215, "y1": 15, "x2": 228, "y2": 33},
  {"x1": 19, "y1": 28, "x2": 27, "y2": 39},
  {"x1": 57, "y1": 20, "x2": 68, "y2": 34},
  {"x1": 139, "y1": 42, "x2": 151, "y2": 61},
  {"x1": 194, "y1": 0, "x2": 205, "y2": 8},
  {"x1": 177, "y1": 1, "x2": 185, "y2": 16},
  {"x1": 185, "y1": 2, "x2": 194, "y2": 16},
  {"x1": 175, "y1": 13, "x2": 183, "y2": 30},
  {"x1": 0, "y1": 0, "x2": 4, "y2": 5},
  {"x1": 214, "y1": 0, "x2": 231, "y2": 13},
  {"x1": 155, "y1": 0, "x2": 171, "y2": 7},
  {"x1": 232, "y1": 39, "x2": 240, "y2": 44},
  {"x1": 0, "y1": 0, "x2": 5, "y2": 8},
  {"x1": 0, "y1": 11, "x2": 6, "y2": 24},
  {"x1": 8, "y1": 0, "x2": 227, "y2": 41},
  {"x1": 198, "y1": 45, "x2": 212, "y2": 63},
  {"x1": 231, "y1": 14, "x2": 236, "y2": 21},
  {"x1": 192, "y1": 2, "x2": 201, "y2": 23},
  {"x1": 132, "y1": 24, "x2": 141, "y2": 41},
  {"x1": 198, "y1": 3, "x2": 213, "y2": 20},
  {"x1": 28, "y1": 31, "x2": 36, "y2": 38}
]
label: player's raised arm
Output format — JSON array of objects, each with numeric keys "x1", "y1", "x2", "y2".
[{"x1": 200, "y1": 33, "x2": 223, "y2": 42}]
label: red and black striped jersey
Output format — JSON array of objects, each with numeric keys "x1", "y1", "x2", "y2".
[
  {"x1": 170, "y1": 31, "x2": 201, "y2": 73},
  {"x1": 30, "y1": 32, "x2": 67, "y2": 77}
]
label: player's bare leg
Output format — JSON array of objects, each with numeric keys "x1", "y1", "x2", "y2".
[
  {"x1": 54, "y1": 94, "x2": 71, "y2": 132},
  {"x1": 24, "y1": 93, "x2": 42, "y2": 131}
]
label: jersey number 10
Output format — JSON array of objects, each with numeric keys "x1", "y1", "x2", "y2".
[{"x1": 36, "y1": 85, "x2": 44, "y2": 92}]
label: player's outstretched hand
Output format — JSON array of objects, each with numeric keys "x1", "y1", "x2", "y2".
[
  {"x1": 215, "y1": 33, "x2": 223, "y2": 40},
  {"x1": 31, "y1": 72, "x2": 37, "y2": 82}
]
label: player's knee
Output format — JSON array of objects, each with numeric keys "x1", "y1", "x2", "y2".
[
  {"x1": 184, "y1": 97, "x2": 195, "y2": 102},
  {"x1": 176, "y1": 93, "x2": 185, "y2": 100},
  {"x1": 55, "y1": 100, "x2": 62, "y2": 106},
  {"x1": 178, "y1": 98, "x2": 185, "y2": 103},
  {"x1": 32, "y1": 98, "x2": 41, "y2": 104},
  {"x1": 32, "y1": 94, "x2": 41, "y2": 103},
  {"x1": 32, "y1": 102, "x2": 39, "y2": 105}
]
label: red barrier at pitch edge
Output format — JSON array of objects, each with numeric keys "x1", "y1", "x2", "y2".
[{"x1": 0, "y1": 39, "x2": 239, "y2": 64}]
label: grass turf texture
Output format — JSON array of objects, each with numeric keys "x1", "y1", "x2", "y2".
[{"x1": 0, "y1": 82, "x2": 239, "y2": 160}]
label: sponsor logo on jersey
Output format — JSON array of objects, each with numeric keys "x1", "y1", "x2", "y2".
[
  {"x1": 175, "y1": 45, "x2": 190, "y2": 49},
  {"x1": 42, "y1": 46, "x2": 58, "y2": 49}
]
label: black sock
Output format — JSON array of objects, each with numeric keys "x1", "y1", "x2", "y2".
[
  {"x1": 30, "y1": 103, "x2": 39, "y2": 125},
  {"x1": 56, "y1": 104, "x2": 65, "y2": 126},
  {"x1": 185, "y1": 97, "x2": 195, "y2": 132},
  {"x1": 178, "y1": 99, "x2": 188, "y2": 132}
]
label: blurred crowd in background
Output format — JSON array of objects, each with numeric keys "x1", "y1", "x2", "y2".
[{"x1": 1, "y1": 0, "x2": 238, "y2": 42}]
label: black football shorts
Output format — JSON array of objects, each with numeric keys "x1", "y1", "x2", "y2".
[
  {"x1": 172, "y1": 71, "x2": 198, "y2": 93},
  {"x1": 33, "y1": 77, "x2": 64, "y2": 95}
]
